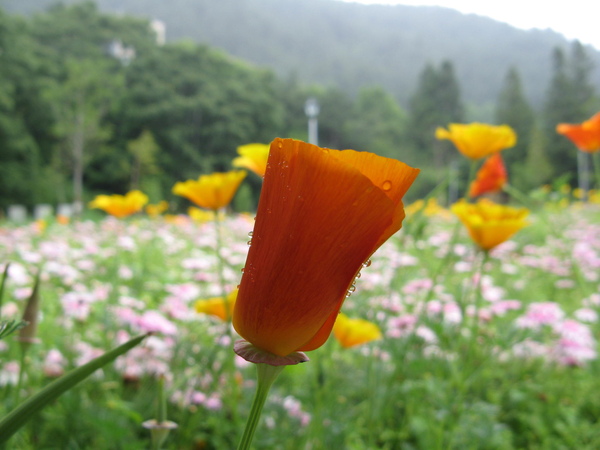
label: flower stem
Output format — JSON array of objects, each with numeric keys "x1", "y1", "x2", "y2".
[
  {"x1": 592, "y1": 152, "x2": 600, "y2": 192},
  {"x1": 237, "y1": 364, "x2": 285, "y2": 450}
]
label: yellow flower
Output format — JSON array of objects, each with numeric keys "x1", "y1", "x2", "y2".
[
  {"x1": 89, "y1": 190, "x2": 149, "y2": 218},
  {"x1": 187, "y1": 207, "x2": 216, "y2": 223},
  {"x1": 333, "y1": 313, "x2": 382, "y2": 348},
  {"x1": 172, "y1": 170, "x2": 247, "y2": 210},
  {"x1": 195, "y1": 289, "x2": 238, "y2": 321},
  {"x1": 233, "y1": 143, "x2": 270, "y2": 177},
  {"x1": 145, "y1": 200, "x2": 169, "y2": 217},
  {"x1": 435, "y1": 123, "x2": 517, "y2": 159},
  {"x1": 405, "y1": 198, "x2": 450, "y2": 219},
  {"x1": 451, "y1": 198, "x2": 529, "y2": 251}
]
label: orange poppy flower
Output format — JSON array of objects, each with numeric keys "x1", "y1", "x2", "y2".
[
  {"x1": 172, "y1": 170, "x2": 247, "y2": 210},
  {"x1": 333, "y1": 313, "x2": 382, "y2": 348},
  {"x1": 435, "y1": 123, "x2": 517, "y2": 159},
  {"x1": 469, "y1": 153, "x2": 508, "y2": 198},
  {"x1": 451, "y1": 198, "x2": 529, "y2": 251},
  {"x1": 233, "y1": 143, "x2": 270, "y2": 177},
  {"x1": 556, "y1": 112, "x2": 600, "y2": 152},
  {"x1": 232, "y1": 138, "x2": 419, "y2": 357},
  {"x1": 195, "y1": 289, "x2": 238, "y2": 321},
  {"x1": 89, "y1": 190, "x2": 149, "y2": 218}
]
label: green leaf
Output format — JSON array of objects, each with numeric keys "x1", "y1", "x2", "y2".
[
  {"x1": 0, "y1": 333, "x2": 149, "y2": 445},
  {"x1": 0, "y1": 320, "x2": 28, "y2": 340},
  {"x1": 0, "y1": 263, "x2": 10, "y2": 317}
]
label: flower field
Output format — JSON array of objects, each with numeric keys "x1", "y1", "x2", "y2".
[{"x1": 1, "y1": 193, "x2": 599, "y2": 449}]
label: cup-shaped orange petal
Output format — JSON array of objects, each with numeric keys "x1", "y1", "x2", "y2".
[
  {"x1": 435, "y1": 123, "x2": 517, "y2": 159},
  {"x1": 469, "y1": 153, "x2": 508, "y2": 198},
  {"x1": 333, "y1": 313, "x2": 382, "y2": 348},
  {"x1": 233, "y1": 138, "x2": 419, "y2": 356},
  {"x1": 89, "y1": 190, "x2": 149, "y2": 218},
  {"x1": 556, "y1": 112, "x2": 600, "y2": 153},
  {"x1": 451, "y1": 198, "x2": 529, "y2": 251},
  {"x1": 233, "y1": 143, "x2": 270, "y2": 177},
  {"x1": 172, "y1": 170, "x2": 247, "y2": 210}
]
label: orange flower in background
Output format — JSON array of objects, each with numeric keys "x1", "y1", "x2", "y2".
[
  {"x1": 451, "y1": 198, "x2": 529, "y2": 251},
  {"x1": 172, "y1": 170, "x2": 247, "y2": 210},
  {"x1": 233, "y1": 138, "x2": 419, "y2": 357},
  {"x1": 195, "y1": 289, "x2": 238, "y2": 321},
  {"x1": 56, "y1": 214, "x2": 70, "y2": 225},
  {"x1": 556, "y1": 112, "x2": 600, "y2": 152},
  {"x1": 435, "y1": 123, "x2": 517, "y2": 159},
  {"x1": 469, "y1": 153, "x2": 508, "y2": 198},
  {"x1": 145, "y1": 200, "x2": 169, "y2": 217},
  {"x1": 233, "y1": 143, "x2": 270, "y2": 177},
  {"x1": 89, "y1": 190, "x2": 149, "y2": 218},
  {"x1": 332, "y1": 313, "x2": 382, "y2": 348}
]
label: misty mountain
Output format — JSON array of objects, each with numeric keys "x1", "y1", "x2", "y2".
[{"x1": 4, "y1": 0, "x2": 599, "y2": 109}]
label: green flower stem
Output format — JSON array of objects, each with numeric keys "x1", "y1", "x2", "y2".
[
  {"x1": 213, "y1": 212, "x2": 231, "y2": 322},
  {"x1": 237, "y1": 364, "x2": 285, "y2": 450},
  {"x1": 0, "y1": 263, "x2": 10, "y2": 317},
  {"x1": 592, "y1": 152, "x2": 600, "y2": 192},
  {"x1": 465, "y1": 158, "x2": 479, "y2": 200}
]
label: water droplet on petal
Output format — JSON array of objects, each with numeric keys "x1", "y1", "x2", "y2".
[
  {"x1": 247, "y1": 240, "x2": 252, "y2": 246},
  {"x1": 248, "y1": 231, "x2": 253, "y2": 237},
  {"x1": 382, "y1": 180, "x2": 392, "y2": 191},
  {"x1": 277, "y1": 141, "x2": 283, "y2": 149},
  {"x1": 362, "y1": 259, "x2": 372, "y2": 268}
]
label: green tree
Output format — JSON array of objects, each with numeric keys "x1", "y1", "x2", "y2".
[
  {"x1": 0, "y1": 10, "x2": 58, "y2": 210},
  {"x1": 406, "y1": 60, "x2": 464, "y2": 168},
  {"x1": 343, "y1": 86, "x2": 408, "y2": 160},
  {"x1": 542, "y1": 43, "x2": 596, "y2": 182},
  {"x1": 127, "y1": 129, "x2": 161, "y2": 196},
  {"x1": 494, "y1": 66, "x2": 535, "y2": 189},
  {"x1": 44, "y1": 58, "x2": 124, "y2": 207}
]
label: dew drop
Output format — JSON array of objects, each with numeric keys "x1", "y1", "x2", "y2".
[
  {"x1": 348, "y1": 285, "x2": 356, "y2": 293},
  {"x1": 382, "y1": 180, "x2": 392, "y2": 191},
  {"x1": 362, "y1": 259, "x2": 372, "y2": 268},
  {"x1": 248, "y1": 231, "x2": 253, "y2": 237},
  {"x1": 355, "y1": 272, "x2": 362, "y2": 279},
  {"x1": 247, "y1": 240, "x2": 252, "y2": 246},
  {"x1": 277, "y1": 141, "x2": 283, "y2": 149},
  {"x1": 240, "y1": 268, "x2": 245, "y2": 273}
]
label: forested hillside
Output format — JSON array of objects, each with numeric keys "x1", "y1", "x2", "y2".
[
  {"x1": 1, "y1": 2, "x2": 598, "y2": 213},
  {"x1": 4, "y1": 0, "x2": 600, "y2": 107}
]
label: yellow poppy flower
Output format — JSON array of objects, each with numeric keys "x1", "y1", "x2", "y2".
[
  {"x1": 145, "y1": 200, "x2": 169, "y2": 217},
  {"x1": 233, "y1": 143, "x2": 270, "y2": 177},
  {"x1": 172, "y1": 170, "x2": 247, "y2": 210},
  {"x1": 435, "y1": 123, "x2": 517, "y2": 159},
  {"x1": 188, "y1": 206, "x2": 215, "y2": 223},
  {"x1": 333, "y1": 313, "x2": 382, "y2": 348},
  {"x1": 451, "y1": 198, "x2": 529, "y2": 251},
  {"x1": 89, "y1": 190, "x2": 149, "y2": 218},
  {"x1": 195, "y1": 289, "x2": 238, "y2": 321}
]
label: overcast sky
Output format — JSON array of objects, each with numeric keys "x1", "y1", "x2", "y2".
[{"x1": 338, "y1": 0, "x2": 600, "y2": 50}]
